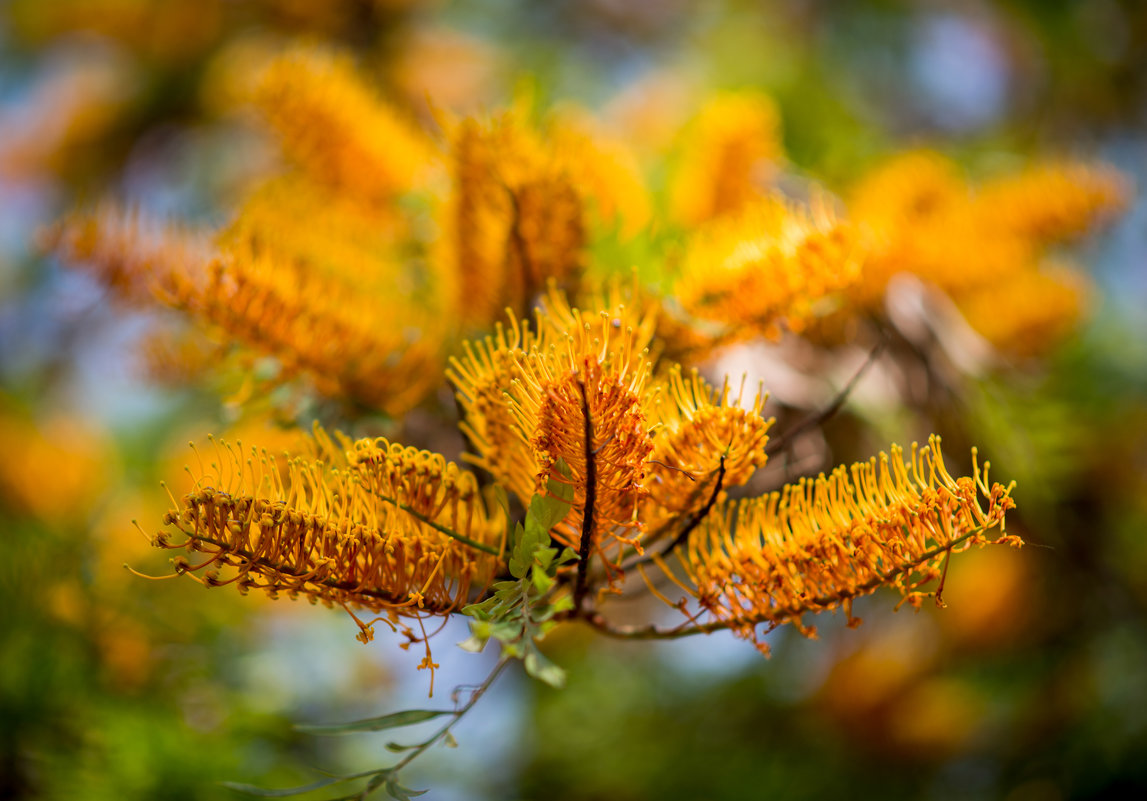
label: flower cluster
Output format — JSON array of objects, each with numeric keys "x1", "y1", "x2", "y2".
[{"x1": 47, "y1": 44, "x2": 1132, "y2": 672}]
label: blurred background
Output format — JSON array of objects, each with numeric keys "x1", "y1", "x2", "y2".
[{"x1": 2, "y1": 1, "x2": 1146, "y2": 799}]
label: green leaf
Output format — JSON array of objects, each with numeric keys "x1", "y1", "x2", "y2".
[
  {"x1": 550, "y1": 595, "x2": 575, "y2": 613},
  {"x1": 533, "y1": 545, "x2": 557, "y2": 570},
  {"x1": 220, "y1": 775, "x2": 367, "y2": 798},
  {"x1": 457, "y1": 633, "x2": 488, "y2": 653},
  {"x1": 527, "y1": 492, "x2": 571, "y2": 535},
  {"x1": 508, "y1": 556, "x2": 529, "y2": 580},
  {"x1": 462, "y1": 596, "x2": 499, "y2": 616},
  {"x1": 524, "y1": 648, "x2": 566, "y2": 688},
  {"x1": 489, "y1": 620, "x2": 524, "y2": 642},
  {"x1": 296, "y1": 709, "x2": 454, "y2": 735},
  {"x1": 384, "y1": 742, "x2": 421, "y2": 753},
  {"x1": 385, "y1": 776, "x2": 429, "y2": 801},
  {"x1": 494, "y1": 583, "x2": 522, "y2": 601},
  {"x1": 531, "y1": 569, "x2": 555, "y2": 593},
  {"x1": 444, "y1": 731, "x2": 458, "y2": 748}
]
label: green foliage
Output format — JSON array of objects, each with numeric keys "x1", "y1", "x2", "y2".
[
  {"x1": 294, "y1": 709, "x2": 454, "y2": 736},
  {"x1": 462, "y1": 460, "x2": 577, "y2": 688}
]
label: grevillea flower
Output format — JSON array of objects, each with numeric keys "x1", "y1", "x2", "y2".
[
  {"x1": 676, "y1": 195, "x2": 863, "y2": 341},
  {"x1": 832, "y1": 152, "x2": 1130, "y2": 351},
  {"x1": 252, "y1": 48, "x2": 434, "y2": 204},
  {"x1": 450, "y1": 286, "x2": 663, "y2": 588},
  {"x1": 154, "y1": 428, "x2": 503, "y2": 643},
  {"x1": 974, "y1": 161, "x2": 1130, "y2": 243},
  {"x1": 669, "y1": 437, "x2": 1018, "y2": 654},
  {"x1": 957, "y1": 263, "x2": 1092, "y2": 360},
  {"x1": 43, "y1": 205, "x2": 211, "y2": 307},
  {"x1": 642, "y1": 367, "x2": 772, "y2": 546},
  {"x1": 669, "y1": 90, "x2": 784, "y2": 225},
  {"x1": 546, "y1": 108, "x2": 652, "y2": 236},
  {"x1": 440, "y1": 112, "x2": 587, "y2": 327},
  {"x1": 47, "y1": 203, "x2": 449, "y2": 414},
  {"x1": 187, "y1": 244, "x2": 446, "y2": 414}
]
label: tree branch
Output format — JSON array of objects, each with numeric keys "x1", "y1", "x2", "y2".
[
  {"x1": 765, "y1": 337, "x2": 886, "y2": 457},
  {"x1": 574, "y1": 378, "x2": 596, "y2": 610}
]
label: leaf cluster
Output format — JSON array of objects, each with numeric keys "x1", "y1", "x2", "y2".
[{"x1": 461, "y1": 461, "x2": 578, "y2": 688}]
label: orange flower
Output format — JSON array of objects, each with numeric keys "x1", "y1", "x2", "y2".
[
  {"x1": 155, "y1": 429, "x2": 503, "y2": 642},
  {"x1": 439, "y1": 112, "x2": 586, "y2": 326},
  {"x1": 642, "y1": 367, "x2": 772, "y2": 545},
  {"x1": 676, "y1": 195, "x2": 863, "y2": 341},
  {"x1": 957, "y1": 263, "x2": 1092, "y2": 359},
  {"x1": 252, "y1": 48, "x2": 435, "y2": 204},
  {"x1": 675, "y1": 437, "x2": 1018, "y2": 653},
  {"x1": 42, "y1": 205, "x2": 211, "y2": 307},
  {"x1": 974, "y1": 161, "x2": 1130, "y2": 244},
  {"x1": 670, "y1": 90, "x2": 784, "y2": 225}
]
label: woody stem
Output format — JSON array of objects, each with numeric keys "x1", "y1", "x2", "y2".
[{"x1": 574, "y1": 379, "x2": 596, "y2": 611}]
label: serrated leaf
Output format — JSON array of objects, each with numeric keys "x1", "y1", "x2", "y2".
[
  {"x1": 296, "y1": 709, "x2": 453, "y2": 735},
  {"x1": 534, "y1": 546, "x2": 557, "y2": 570},
  {"x1": 508, "y1": 556, "x2": 529, "y2": 579}
]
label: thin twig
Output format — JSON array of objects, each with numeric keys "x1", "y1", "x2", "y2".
[
  {"x1": 765, "y1": 337, "x2": 886, "y2": 458},
  {"x1": 625, "y1": 454, "x2": 727, "y2": 573},
  {"x1": 389, "y1": 659, "x2": 510, "y2": 773}
]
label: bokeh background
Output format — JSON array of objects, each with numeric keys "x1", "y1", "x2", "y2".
[{"x1": 2, "y1": 1, "x2": 1146, "y2": 799}]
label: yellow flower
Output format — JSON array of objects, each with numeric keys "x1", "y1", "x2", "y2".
[
  {"x1": 675, "y1": 436, "x2": 1018, "y2": 653},
  {"x1": 847, "y1": 154, "x2": 1127, "y2": 306},
  {"x1": 46, "y1": 202, "x2": 449, "y2": 415},
  {"x1": 957, "y1": 263, "x2": 1092, "y2": 359},
  {"x1": 252, "y1": 48, "x2": 435, "y2": 204},
  {"x1": 670, "y1": 90, "x2": 784, "y2": 225},
  {"x1": 42, "y1": 205, "x2": 211, "y2": 307},
  {"x1": 156, "y1": 428, "x2": 503, "y2": 642},
  {"x1": 438, "y1": 110, "x2": 599, "y2": 327},
  {"x1": 974, "y1": 161, "x2": 1130, "y2": 244},
  {"x1": 642, "y1": 367, "x2": 772, "y2": 545},
  {"x1": 676, "y1": 195, "x2": 863, "y2": 341},
  {"x1": 452, "y1": 286, "x2": 666, "y2": 587}
]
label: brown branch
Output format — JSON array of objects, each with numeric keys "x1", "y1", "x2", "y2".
[
  {"x1": 574, "y1": 379, "x2": 596, "y2": 610},
  {"x1": 765, "y1": 337, "x2": 886, "y2": 457},
  {"x1": 624, "y1": 455, "x2": 728, "y2": 574}
]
